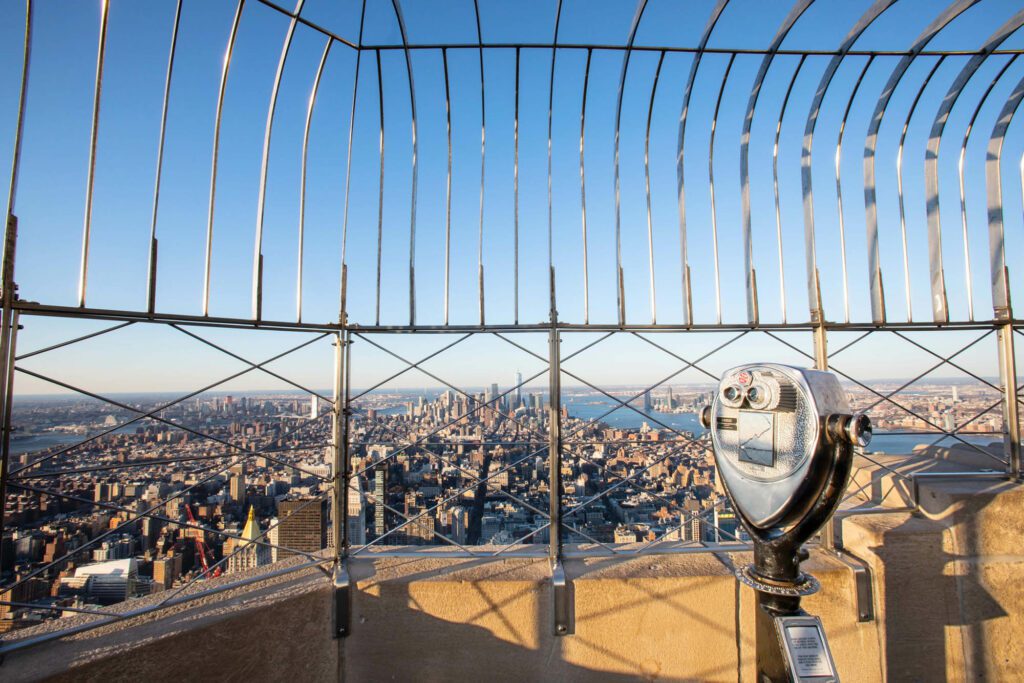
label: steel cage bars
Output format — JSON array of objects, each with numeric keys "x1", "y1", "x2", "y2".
[{"x1": 2, "y1": 0, "x2": 1024, "y2": 652}]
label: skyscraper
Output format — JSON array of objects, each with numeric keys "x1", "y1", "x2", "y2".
[
  {"x1": 374, "y1": 466, "x2": 386, "y2": 540},
  {"x1": 228, "y1": 506, "x2": 270, "y2": 573},
  {"x1": 276, "y1": 497, "x2": 328, "y2": 560},
  {"x1": 347, "y1": 478, "x2": 366, "y2": 546},
  {"x1": 514, "y1": 372, "x2": 522, "y2": 406},
  {"x1": 229, "y1": 464, "x2": 246, "y2": 507},
  {"x1": 450, "y1": 506, "x2": 468, "y2": 544},
  {"x1": 310, "y1": 394, "x2": 319, "y2": 419}
]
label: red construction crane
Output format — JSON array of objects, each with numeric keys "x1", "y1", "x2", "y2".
[{"x1": 184, "y1": 504, "x2": 221, "y2": 579}]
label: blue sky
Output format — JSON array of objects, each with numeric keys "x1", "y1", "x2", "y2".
[{"x1": 1, "y1": 0, "x2": 1022, "y2": 394}]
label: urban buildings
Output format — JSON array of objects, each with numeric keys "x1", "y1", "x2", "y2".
[
  {"x1": 226, "y1": 507, "x2": 270, "y2": 573},
  {"x1": 275, "y1": 497, "x2": 328, "y2": 560}
]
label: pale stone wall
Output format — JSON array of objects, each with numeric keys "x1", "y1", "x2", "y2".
[{"x1": 2, "y1": 551, "x2": 881, "y2": 683}]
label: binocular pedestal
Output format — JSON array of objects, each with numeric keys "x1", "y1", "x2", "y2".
[
  {"x1": 746, "y1": 543, "x2": 835, "y2": 682},
  {"x1": 701, "y1": 363, "x2": 870, "y2": 682}
]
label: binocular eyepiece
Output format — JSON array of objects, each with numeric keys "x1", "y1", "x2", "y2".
[{"x1": 700, "y1": 404, "x2": 871, "y2": 447}]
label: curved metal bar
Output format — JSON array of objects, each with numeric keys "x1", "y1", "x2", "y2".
[
  {"x1": 709, "y1": 54, "x2": 737, "y2": 325},
  {"x1": 514, "y1": 47, "x2": 520, "y2": 324},
  {"x1": 546, "y1": 0, "x2": 563, "y2": 276},
  {"x1": 375, "y1": 50, "x2": 385, "y2": 326},
  {"x1": 339, "y1": 0, "x2": 367, "y2": 307},
  {"x1": 473, "y1": 0, "x2": 486, "y2": 325},
  {"x1": 924, "y1": 10, "x2": 1024, "y2": 323},
  {"x1": 834, "y1": 56, "x2": 876, "y2": 324},
  {"x1": 800, "y1": 0, "x2": 896, "y2": 322},
  {"x1": 0, "y1": 2, "x2": 31, "y2": 533},
  {"x1": 643, "y1": 51, "x2": 665, "y2": 324},
  {"x1": 442, "y1": 48, "x2": 452, "y2": 325},
  {"x1": 297, "y1": 37, "x2": 332, "y2": 323},
  {"x1": 78, "y1": 0, "x2": 110, "y2": 308},
  {"x1": 772, "y1": 54, "x2": 808, "y2": 325},
  {"x1": 204, "y1": 0, "x2": 245, "y2": 317},
  {"x1": 390, "y1": 0, "x2": 418, "y2": 326},
  {"x1": 985, "y1": 72, "x2": 1024, "y2": 314},
  {"x1": 613, "y1": 0, "x2": 650, "y2": 325},
  {"x1": 957, "y1": 54, "x2": 1019, "y2": 322},
  {"x1": 677, "y1": 0, "x2": 729, "y2": 327},
  {"x1": 4, "y1": 0, "x2": 33, "y2": 224},
  {"x1": 579, "y1": 49, "x2": 592, "y2": 324},
  {"x1": 896, "y1": 56, "x2": 946, "y2": 323},
  {"x1": 146, "y1": 0, "x2": 182, "y2": 315},
  {"x1": 253, "y1": 0, "x2": 306, "y2": 321},
  {"x1": 740, "y1": 0, "x2": 814, "y2": 325},
  {"x1": 863, "y1": 0, "x2": 978, "y2": 323}
]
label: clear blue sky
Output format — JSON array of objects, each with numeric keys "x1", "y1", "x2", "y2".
[{"x1": 1, "y1": 0, "x2": 1022, "y2": 394}]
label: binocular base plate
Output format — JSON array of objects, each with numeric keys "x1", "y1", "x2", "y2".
[{"x1": 737, "y1": 564, "x2": 820, "y2": 597}]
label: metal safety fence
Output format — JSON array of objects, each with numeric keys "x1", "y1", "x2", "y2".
[{"x1": 0, "y1": 0, "x2": 1022, "y2": 653}]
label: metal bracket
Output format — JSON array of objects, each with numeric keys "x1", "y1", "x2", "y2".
[
  {"x1": 333, "y1": 561, "x2": 351, "y2": 638},
  {"x1": 826, "y1": 546, "x2": 874, "y2": 622},
  {"x1": 552, "y1": 560, "x2": 572, "y2": 636}
]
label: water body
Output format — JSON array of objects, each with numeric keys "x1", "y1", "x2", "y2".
[
  {"x1": 11, "y1": 425, "x2": 144, "y2": 456},
  {"x1": 563, "y1": 395, "x2": 995, "y2": 455},
  {"x1": 11, "y1": 433, "x2": 88, "y2": 455},
  {"x1": 12, "y1": 396, "x2": 997, "y2": 458},
  {"x1": 564, "y1": 396, "x2": 703, "y2": 433}
]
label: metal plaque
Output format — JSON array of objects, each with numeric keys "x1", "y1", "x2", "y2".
[{"x1": 775, "y1": 615, "x2": 838, "y2": 682}]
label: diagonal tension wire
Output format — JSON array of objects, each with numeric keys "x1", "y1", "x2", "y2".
[
  {"x1": 346, "y1": 365, "x2": 549, "y2": 482},
  {"x1": 553, "y1": 331, "x2": 747, "y2": 442},
  {"x1": 501, "y1": 334, "x2": 709, "y2": 446},
  {"x1": 171, "y1": 324, "x2": 334, "y2": 404},
  {"x1": 347, "y1": 332, "x2": 473, "y2": 402},
  {"x1": 763, "y1": 330, "x2": 1006, "y2": 464},
  {"x1": 355, "y1": 332, "x2": 548, "y2": 442},
  {"x1": 155, "y1": 492, "x2": 333, "y2": 606},
  {"x1": 8, "y1": 481, "x2": 322, "y2": 561},
  {"x1": 2, "y1": 410, "x2": 336, "y2": 594},
  {"x1": 13, "y1": 367, "x2": 334, "y2": 481},
  {"x1": 15, "y1": 321, "x2": 134, "y2": 361},
  {"x1": 12, "y1": 331, "x2": 331, "y2": 476}
]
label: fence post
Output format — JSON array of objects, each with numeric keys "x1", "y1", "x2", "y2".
[
  {"x1": 0, "y1": 215, "x2": 20, "y2": 572},
  {"x1": 548, "y1": 267, "x2": 570, "y2": 635},
  {"x1": 809, "y1": 270, "x2": 836, "y2": 550},
  {"x1": 332, "y1": 293, "x2": 351, "y2": 636},
  {"x1": 995, "y1": 287, "x2": 1020, "y2": 478}
]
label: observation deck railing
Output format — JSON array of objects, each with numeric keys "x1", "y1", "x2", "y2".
[{"x1": 0, "y1": 0, "x2": 1021, "y2": 657}]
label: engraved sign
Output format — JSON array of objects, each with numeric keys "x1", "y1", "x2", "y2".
[
  {"x1": 737, "y1": 410, "x2": 774, "y2": 467},
  {"x1": 777, "y1": 616, "x2": 838, "y2": 681},
  {"x1": 786, "y1": 626, "x2": 831, "y2": 677}
]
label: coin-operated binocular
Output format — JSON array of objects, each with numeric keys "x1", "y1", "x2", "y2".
[{"x1": 700, "y1": 364, "x2": 870, "y2": 683}]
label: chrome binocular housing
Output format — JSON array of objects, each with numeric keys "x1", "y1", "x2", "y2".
[{"x1": 700, "y1": 364, "x2": 870, "y2": 596}]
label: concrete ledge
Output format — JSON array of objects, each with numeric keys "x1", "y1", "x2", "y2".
[
  {"x1": 3, "y1": 550, "x2": 882, "y2": 683},
  {"x1": 841, "y1": 473, "x2": 1024, "y2": 681}
]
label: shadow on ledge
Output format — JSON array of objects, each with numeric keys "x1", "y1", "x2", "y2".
[{"x1": 3, "y1": 556, "x2": 649, "y2": 683}]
